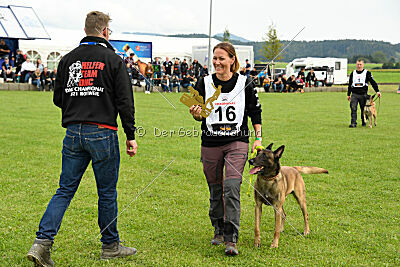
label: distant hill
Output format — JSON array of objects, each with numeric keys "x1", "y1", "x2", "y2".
[
  {"x1": 121, "y1": 32, "x2": 210, "y2": 38},
  {"x1": 214, "y1": 33, "x2": 250, "y2": 43},
  {"x1": 122, "y1": 32, "x2": 166, "y2": 36},
  {"x1": 168, "y1": 33, "x2": 209, "y2": 38},
  {"x1": 120, "y1": 31, "x2": 400, "y2": 63},
  {"x1": 246, "y1": 39, "x2": 400, "y2": 62}
]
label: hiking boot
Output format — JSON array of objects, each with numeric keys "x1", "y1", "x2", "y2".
[
  {"x1": 362, "y1": 122, "x2": 366, "y2": 127},
  {"x1": 27, "y1": 238, "x2": 54, "y2": 267},
  {"x1": 225, "y1": 242, "x2": 239, "y2": 256},
  {"x1": 101, "y1": 241, "x2": 137, "y2": 259},
  {"x1": 349, "y1": 124, "x2": 356, "y2": 128},
  {"x1": 210, "y1": 234, "x2": 224, "y2": 245}
]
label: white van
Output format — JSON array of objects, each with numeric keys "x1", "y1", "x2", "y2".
[{"x1": 286, "y1": 57, "x2": 348, "y2": 86}]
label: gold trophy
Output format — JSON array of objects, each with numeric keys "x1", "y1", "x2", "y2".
[{"x1": 180, "y1": 84, "x2": 221, "y2": 118}]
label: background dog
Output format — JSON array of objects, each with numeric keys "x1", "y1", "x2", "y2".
[
  {"x1": 364, "y1": 95, "x2": 377, "y2": 128},
  {"x1": 249, "y1": 143, "x2": 328, "y2": 248}
]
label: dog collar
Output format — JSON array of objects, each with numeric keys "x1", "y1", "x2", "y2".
[{"x1": 262, "y1": 174, "x2": 279, "y2": 181}]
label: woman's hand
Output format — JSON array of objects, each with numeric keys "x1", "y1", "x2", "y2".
[
  {"x1": 252, "y1": 139, "x2": 262, "y2": 153},
  {"x1": 189, "y1": 105, "x2": 203, "y2": 121}
]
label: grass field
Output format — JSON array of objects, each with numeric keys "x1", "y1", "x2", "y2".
[
  {"x1": 1, "y1": 91, "x2": 399, "y2": 266},
  {"x1": 269, "y1": 62, "x2": 400, "y2": 84},
  {"x1": 347, "y1": 63, "x2": 384, "y2": 71}
]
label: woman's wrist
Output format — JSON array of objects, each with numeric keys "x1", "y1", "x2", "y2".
[
  {"x1": 255, "y1": 137, "x2": 262, "y2": 141},
  {"x1": 193, "y1": 114, "x2": 202, "y2": 121}
]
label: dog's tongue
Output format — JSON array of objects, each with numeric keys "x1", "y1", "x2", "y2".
[{"x1": 249, "y1": 166, "x2": 262, "y2": 175}]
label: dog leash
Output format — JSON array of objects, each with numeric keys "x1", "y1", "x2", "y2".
[
  {"x1": 247, "y1": 146, "x2": 265, "y2": 196},
  {"x1": 376, "y1": 96, "x2": 381, "y2": 116}
]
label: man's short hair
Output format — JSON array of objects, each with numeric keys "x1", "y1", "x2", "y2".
[
  {"x1": 357, "y1": 59, "x2": 365, "y2": 63},
  {"x1": 85, "y1": 11, "x2": 111, "y2": 36}
]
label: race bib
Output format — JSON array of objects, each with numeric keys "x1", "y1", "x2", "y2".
[{"x1": 205, "y1": 75, "x2": 246, "y2": 136}]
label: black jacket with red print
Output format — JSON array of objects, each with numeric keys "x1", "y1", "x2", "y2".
[{"x1": 53, "y1": 36, "x2": 136, "y2": 140}]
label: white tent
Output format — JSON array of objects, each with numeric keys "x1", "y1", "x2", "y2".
[{"x1": 19, "y1": 27, "x2": 254, "y2": 70}]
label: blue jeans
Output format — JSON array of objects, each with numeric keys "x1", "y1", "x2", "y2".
[
  {"x1": 181, "y1": 83, "x2": 190, "y2": 89},
  {"x1": 145, "y1": 77, "x2": 152, "y2": 92},
  {"x1": 274, "y1": 83, "x2": 284, "y2": 92},
  {"x1": 36, "y1": 124, "x2": 120, "y2": 244},
  {"x1": 32, "y1": 79, "x2": 41, "y2": 90},
  {"x1": 170, "y1": 83, "x2": 180, "y2": 92},
  {"x1": 161, "y1": 84, "x2": 169, "y2": 92}
]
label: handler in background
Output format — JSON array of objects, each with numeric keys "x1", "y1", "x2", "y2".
[
  {"x1": 189, "y1": 42, "x2": 262, "y2": 256},
  {"x1": 27, "y1": 11, "x2": 138, "y2": 266},
  {"x1": 347, "y1": 59, "x2": 381, "y2": 128}
]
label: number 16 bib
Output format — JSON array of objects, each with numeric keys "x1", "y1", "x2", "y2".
[{"x1": 204, "y1": 75, "x2": 246, "y2": 136}]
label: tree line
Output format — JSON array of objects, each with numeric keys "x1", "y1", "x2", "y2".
[{"x1": 170, "y1": 33, "x2": 400, "y2": 65}]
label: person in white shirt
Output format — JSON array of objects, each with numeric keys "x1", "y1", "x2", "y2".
[{"x1": 21, "y1": 58, "x2": 36, "y2": 83}]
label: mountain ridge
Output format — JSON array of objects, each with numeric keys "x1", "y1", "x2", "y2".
[{"x1": 119, "y1": 32, "x2": 400, "y2": 62}]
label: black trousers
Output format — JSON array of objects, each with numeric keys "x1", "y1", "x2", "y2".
[{"x1": 350, "y1": 93, "x2": 367, "y2": 125}]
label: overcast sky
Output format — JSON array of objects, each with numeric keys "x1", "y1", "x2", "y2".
[{"x1": 5, "y1": 0, "x2": 400, "y2": 44}]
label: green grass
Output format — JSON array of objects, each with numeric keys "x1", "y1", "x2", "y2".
[
  {"x1": 1, "y1": 91, "x2": 399, "y2": 266},
  {"x1": 347, "y1": 63, "x2": 383, "y2": 71},
  {"x1": 368, "y1": 71, "x2": 400, "y2": 83},
  {"x1": 332, "y1": 84, "x2": 400, "y2": 93},
  {"x1": 265, "y1": 62, "x2": 400, "y2": 83},
  {"x1": 347, "y1": 64, "x2": 400, "y2": 83}
]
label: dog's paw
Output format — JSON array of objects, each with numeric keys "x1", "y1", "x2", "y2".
[
  {"x1": 304, "y1": 230, "x2": 310, "y2": 236},
  {"x1": 369, "y1": 125, "x2": 372, "y2": 128},
  {"x1": 270, "y1": 243, "x2": 278, "y2": 248},
  {"x1": 254, "y1": 240, "x2": 261, "y2": 247}
]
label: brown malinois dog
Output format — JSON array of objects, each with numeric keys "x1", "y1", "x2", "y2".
[
  {"x1": 364, "y1": 94, "x2": 377, "y2": 128},
  {"x1": 248, "y1": 143, "x2": 328, "y2": 248}
]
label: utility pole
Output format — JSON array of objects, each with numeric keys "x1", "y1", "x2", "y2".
[{"x1": 207, "y1": 0, "x2": 212, "y2": 72}]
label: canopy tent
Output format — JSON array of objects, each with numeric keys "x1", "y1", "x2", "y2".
[
  {"x1": 19, "y1": 29, "x2": 222, "y2": 67},
  {"x1": 0, "y1": 5, "x2": 50, "y2": 68},
  {"x1": 0, "y1": 5, "x2": 50, "y2": 40},
  {"x1": 19, "y1": 28, "x2": 254, "y2": 71}
]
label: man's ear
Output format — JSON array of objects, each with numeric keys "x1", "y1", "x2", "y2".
[
  {"x1": 273, "y1": 145, "x2": 285, "y2": 159},
  {"x1": 266, "y1": 143, "x2": 273, "y2": 150}
]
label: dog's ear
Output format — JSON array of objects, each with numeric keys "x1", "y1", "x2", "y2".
[
  {"x1": 273, "y1": 145, "x2": 285, "y2": 159},
  {"x1": 266, "y1": 143, "x2": 273, "y2": 150}
]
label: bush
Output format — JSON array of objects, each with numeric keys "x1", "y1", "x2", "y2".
[{"x1": 382, "y1": 63, "x2": 395, "y2": 69}]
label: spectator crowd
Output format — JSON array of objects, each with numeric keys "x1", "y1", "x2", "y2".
[
  {"x1": 124, "y1": 55, "x2": 209, "y2": 93},
  {"x1": 250, "y1": 66, "x2": 320, "y2": 93},
  {"x1": 123, "y1": 55, "x2": 321, "y2": 94},
  {"x1": 0, "y1": 40, "x2": 322, "y2": 95},
  {"x1": 0, "y1": 44, "x2": 56, "y2": 91}
]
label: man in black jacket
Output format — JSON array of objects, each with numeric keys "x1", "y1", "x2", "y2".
[
  {"x1": 192, "y1": 59, "x2": 201, "y2": 79},
  {"x1": 15, "y1": 49, "x2": 26, "y2": 78},
  {"x1": 180, "y1": 58, "x2": 188, "y2": 76},
  {"x1": 27, "y1": 11, "x2": 138, "y2": 266},
  {"x1": 40, "y1": 67, "x2": 52, "y2": 91},
  {"x1": 347, "y1": 59, "x2": 381, "y2": 127},
  {"x1": 306, "y1": 68, "x2": 317, "y2": 87}
]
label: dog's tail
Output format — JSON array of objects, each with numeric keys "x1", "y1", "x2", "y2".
[{"x1": 293, "y1": 166, "x2": 328, "y2": 174}]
